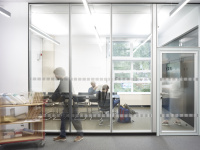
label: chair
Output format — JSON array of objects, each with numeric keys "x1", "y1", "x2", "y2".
[
  {"x1": 44, "y1": 92, "x2": 68, "y2": 121},
  {"x1": 97, "y1": 91, "x2": 121, "y2": 125},
  {"x1": 78, "y1": 92, "x2": 100, "y2": 120},
  {"x1": 88, "y1": 95, "x2": 99, "y2": 120},
  {"x1": 78, "y1": 93, "x2": 89, "y2": 115},
  {"x1": 97, "y1": 91, "x2": 111, "y2": 125},
  {"x1": 73, "y1": 94, "x2": 88, "y2": 120}
]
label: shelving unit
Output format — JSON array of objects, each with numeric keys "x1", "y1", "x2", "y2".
[{"x1": 0, "y1": 103, "x2": 45, "y2": 147}]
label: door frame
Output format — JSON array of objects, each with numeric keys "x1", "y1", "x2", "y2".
[{"x1": 157, "y1": 47, "x2": 199, "y2": 136}]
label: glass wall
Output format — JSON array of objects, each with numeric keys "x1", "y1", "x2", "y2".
[
  {"x1": 29, "y1": 4, "x2": 154, "y2": 133},
  {"x1": 29, "y1": 3, "x2": 200, "y2": 134},
  {"x1": 29, "y1": 4, "x2": 69, "y2": 132},
  {"x1": 112, "y1": 4, "x2": 152, "y2": 132},
  {"x1": 71, "y1": 4, "x2": 111, "y2": 132}
]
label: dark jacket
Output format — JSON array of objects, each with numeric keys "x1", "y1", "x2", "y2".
[
  {"x1": 51, "y1": 77, "x2": 69, "y2": 102},
  {"x1": 97, "y1": 91, "x2": 110, "y2": 110}
]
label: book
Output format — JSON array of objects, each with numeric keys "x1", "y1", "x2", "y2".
[
  {"x1": 1, "y1": 116, "x2": 18, "y2": 123},
  {"x1": 22, "y1": 128, "x2": 34, "y2": 135},
  {"x1": 12, "y1": 94, "x2": 25, "y2": 104},
  {"x1": 0, "y1": 93, "x2": 29, "y2": 105},
  {"x1": 3, "y1": 130, "x2": 15, "y2": 139},
  {"x1": 15, "y1": 130, "x2": 23, "y2": 137},
  {"x1": 15, "y1": 133, "x2": 22, "y2": 137},
  {"x1": 3, "y1": 95, "x2": 17, "y2": 105},
  {"x1": 15, "y1": 113, "x2": 27, "y2": 120},
  {"x1": 0, "y1": 95, "x2": 11, "y2": 105}
]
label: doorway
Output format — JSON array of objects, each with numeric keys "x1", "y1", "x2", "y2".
[{"x1": 157, "y1": 48, "x2": 199, "y2": 135}]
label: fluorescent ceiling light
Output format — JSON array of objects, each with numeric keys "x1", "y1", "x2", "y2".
[
  {"x1": 29, "y1": 25, "x2": 60, "y2": 45},
  {"x1": 133, "y1": 34, "x2": 152, "y2": 53},
  {"x1": 0, "y1": 7, "x2": 11, "y2": 17},
  {"x1": 170, "y1": 0, "x2": 190, "y2": 17},
  {"x1": 82, "y1": 0, "x2": 102, "y2": 52},
  {"x1": 82, "y1": 0, "x2": 91, "y2": 14}
]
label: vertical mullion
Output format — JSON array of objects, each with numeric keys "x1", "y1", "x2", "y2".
[
  {"x1": 28, "y1": 4, "x2": 32, "y2": 93},
  {"x1": 110, "y1": 4, "x2": 113, "y2": 133},
  {"x1": 130, "y1": 39, "x2": 133, "y2": 92},
  {"x1": 152, "y1": 4, "x2": 158, "y2": 134},
  {"x1": 69, "y1": 4, "x2": 72, "y2": 133}
]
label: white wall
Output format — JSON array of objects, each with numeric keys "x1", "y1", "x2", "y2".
[
  {"x1": 0, "y1": 2, "x2": 29, "y2": 130},
  {"x1": 42, "y1": 40, "x2": 55, "y2": 92},
  {"x1": 119, "y1": 94, "x2": 151, "y2": 105},
  {"x1": 158, "y1": 6, "x2": 199, "y2": 46},
  {"x1": 55, "y1": 36, "x2": 69, "y2": 76},
  {"x1": 71, "y1": 36, "x2": 109, "y2": 94},
  {"x1": 30, "y1": 34, "x2": 43, "y2": 92},
  {"x1": 0, "y1": 2, "x2": 28, "y2": 93}
]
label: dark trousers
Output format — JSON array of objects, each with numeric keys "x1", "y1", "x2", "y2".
[{"x1": 60, "y1": 103, "x2": 83, "y2": 137}]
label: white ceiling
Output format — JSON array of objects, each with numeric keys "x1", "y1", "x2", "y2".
[
  {"x1": 27, "y1": 1, "x2": 200, "y2": 39},
  {"x1": 1, "y1": 0, "x2": 200, "y2": 3},
  {"x1": 30, "y1": 4, "x2": 152, "y2": 36}
]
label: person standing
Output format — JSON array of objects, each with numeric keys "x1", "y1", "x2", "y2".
[{"x1": 51, "y1": 67, "x2": 83, "y2": 142}]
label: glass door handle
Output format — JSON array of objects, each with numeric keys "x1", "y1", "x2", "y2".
[{"x1": 160, "y1": 93, "x2": 164, "y2": 99}]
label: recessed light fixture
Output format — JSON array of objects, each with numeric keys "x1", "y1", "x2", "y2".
[
  {"x1": 29, "y1": 25, "x2": 60, "y2": 45},
  {"x1": 170, "y1": 0, "x2": 190, "y2": 17},
  {"x1": 82, "y1": 0, "x2": 102, "y2": 52},
  {"x1": 0, "y1": 7, "x2": 11, "y2": 17}
]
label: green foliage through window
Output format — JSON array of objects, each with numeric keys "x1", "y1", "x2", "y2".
[
  {"x1": 115, "y1": 73, "x2": 130, "y2": 80},
  {"x1": 133, "y1": 83, "x2": 150, "y2": 92},
  {"x1": 112, "y1": 40, "x2": 151, "y2": 93},
  {"x1": 133, "y1": 61, "x2": 150, "y2": 70},
  {"x1": 133, "y1": 72, "x2": 151, "y2": 81},
  {"x1": 133, "y1": 41, "x2": 151, "y2": 57},
  {"x1": 114, "y1": 83, "x2": 131, "y2": 92},
  {"x1": 113, "y1": 41, "x2": 130, "y2": 56},
  {"x1": 114, "y1": 61, "x2": 131, "y2": 70}
]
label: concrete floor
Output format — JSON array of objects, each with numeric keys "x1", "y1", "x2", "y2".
[
  {"x1": 45, "y1": 106, "x2": 193, "y2": 132},
  {"x1": 0, "y1": 135, "x2": 200, "y2": 150}
]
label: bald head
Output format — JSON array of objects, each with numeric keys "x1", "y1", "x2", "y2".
[{"x1": 91, "y1": 81, "x2": 96, "y2": 88}]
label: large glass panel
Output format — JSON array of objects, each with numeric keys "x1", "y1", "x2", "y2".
[
  {"x1": 160, "y1": 53, "x2": 196, "y2": 133},
  {"x1": 113, "y1": 41, "x2": 130, "y2": 56},
  {"x1": 71, "y1": 4, "x2": 111, "y2": 132},
  {"x1": 157, "y1": 4, "x2": 199, "y2": 47},
  {"x1": 29, "y1": 4, "x2": 69, "y2": 132},
  {"x1": 112, "y1": 4, "x2": 152, "y2": 132},
  {"x1": 114, "y1": 61, "x2": 131, "y2": 70}
]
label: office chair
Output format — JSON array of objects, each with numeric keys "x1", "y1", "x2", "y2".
[
  {"x1": 88, "y1": 95, "x2": 99, "y2": 120},
  {"x1": 44, "y1": 92, "x2": 68, "y2": 121},
  {"x1": 78, "y1": 92, "x2": 100, "y2": 120},
  {"x1": 97, "y1": 91, "x2": 111, "y2": 126},
  {"x1": 97, "y1": 91, "x2": 120, "y2": 125},
  {"x1": 73, "y1": 94, "x2": 88, "y2": 120}
]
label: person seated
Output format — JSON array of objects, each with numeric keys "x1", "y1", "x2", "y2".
[
  {"x1": 88, "y1": 81, "x2": 97, "y2": 95},
  {"x1": 96, "y1": 84, "x2": 120, "y2": 110},
  {"x1": 97, "y1": 84, "x2": 110, "y2": 110}
]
